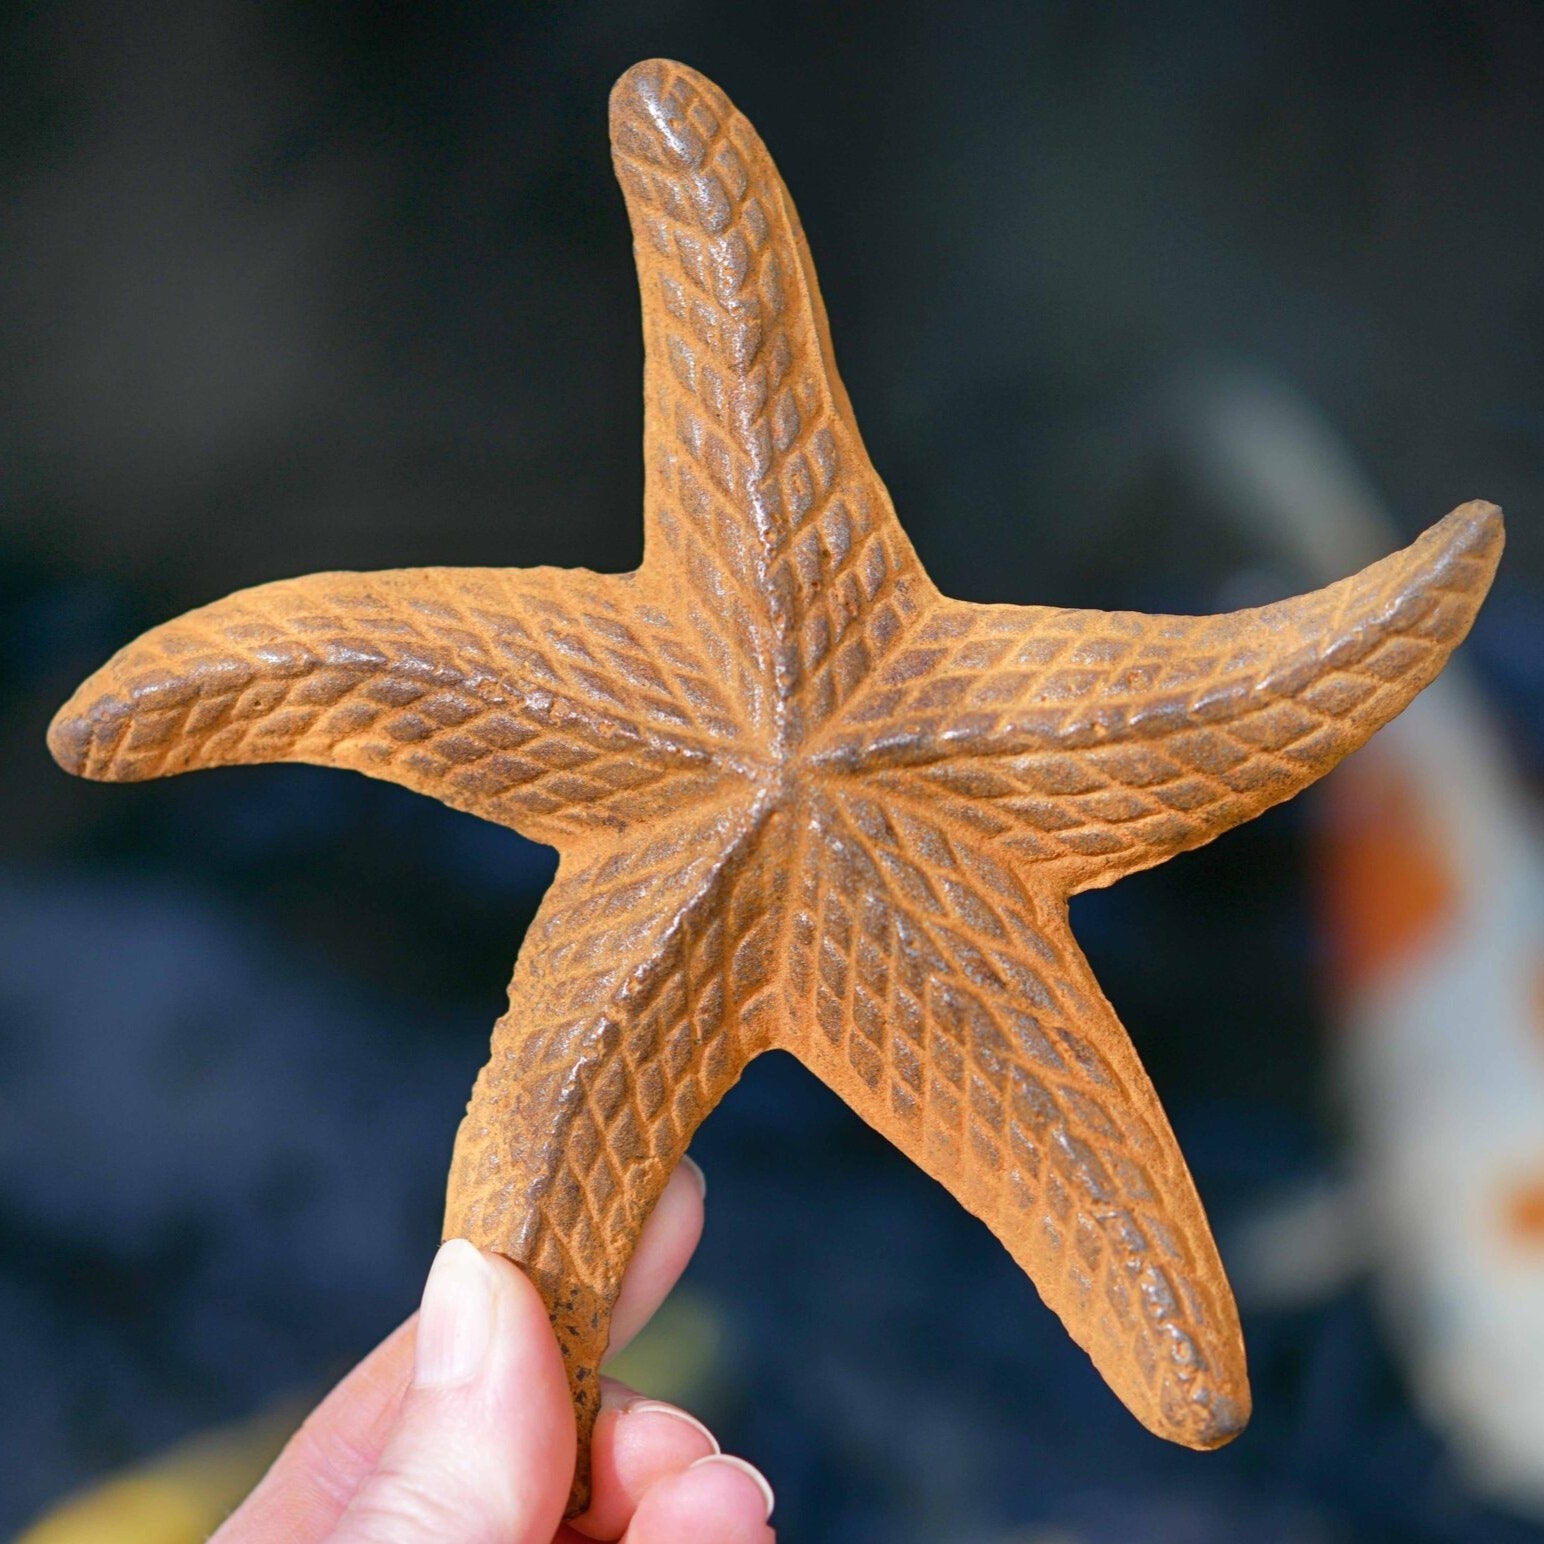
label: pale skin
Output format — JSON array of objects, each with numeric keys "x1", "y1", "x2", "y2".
[{"x1": 213, "y1": 1159, "x2": 775, "y2": 1544}]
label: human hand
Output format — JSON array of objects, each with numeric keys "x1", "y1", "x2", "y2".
[{"x1": 212, "y1": 1158, "x2": 774, "y2": 1542}]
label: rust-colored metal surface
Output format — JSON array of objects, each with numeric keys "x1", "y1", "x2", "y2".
[{"x1": 51, "y1": 57, "x2": 1501, "y2": 1500}]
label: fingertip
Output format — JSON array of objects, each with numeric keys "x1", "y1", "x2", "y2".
[
  {"x1": 476, "y1": 1243, "x2": 564, "y2": 1347},
  {"x1": 689, "y1": 1456, "x2": 774, "y2": 1523},
  {"x1": 625, "y1": 1455, "x2": 775, "y2": 1544},
  {"x1": 607, "y1": 1159, "x2": 706, "y2": 1355},
  {"x1": 626, "y1": 1401, "x2": 719, "y2": 1454},
  {"x1": 569, "y1": 1398, "x2": 720, "y2": 1539}
]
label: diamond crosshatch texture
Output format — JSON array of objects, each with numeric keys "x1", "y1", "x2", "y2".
[{"x1": 49, "y1": 58, "x2": 1501, "y2": 1508}]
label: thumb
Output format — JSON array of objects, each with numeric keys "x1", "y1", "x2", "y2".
[{"x1": 328, "y1": 1241, "x2": 576, "y2": 1544}]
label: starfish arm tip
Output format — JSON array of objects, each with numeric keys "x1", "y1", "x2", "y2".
[
  {"x1": 47, "y1": 681, "x2": 137, "y2": 782},
  {"x1": 1127, "y1": 1337, "x2": 1250, "y2": 1451},
  {"x1": 1175, "y1": 1381, "x2": 1252, "y2": 1451},
  {"x1": 1434, "y1": 496, "x2": 1503, "y2": 558},
  {"x1": 1394, "y1": 496, "x2": 1503, "y2": 642},
  {"x1": 609, "y1": 58, "x2": 696, "y2": 137},
  {"x1": 46, "y1": 700, "x2": 94, "y2": 778},
  {"x1": 611, "y1": 55, "x2": 672, "y2": 94}
]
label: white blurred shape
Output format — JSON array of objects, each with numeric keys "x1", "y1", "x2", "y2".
[{"x1": 1174, "y1": 362, "x2": 1544, "y2": 1513}]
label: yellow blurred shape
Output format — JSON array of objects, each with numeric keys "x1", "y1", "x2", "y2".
[{"x1": 15, "y1": 1404, "x2": 300, "y2": 1544}]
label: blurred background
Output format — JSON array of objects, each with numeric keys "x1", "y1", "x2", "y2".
[{"x1": 4, "y1": 3, "x2": 1543, "y2": 1541}]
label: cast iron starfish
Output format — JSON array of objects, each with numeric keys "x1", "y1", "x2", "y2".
[{"x1": 52, "y1": 59, "x2": 1501, "y2": 1481}]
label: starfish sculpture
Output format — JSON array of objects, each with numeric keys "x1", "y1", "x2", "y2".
[{"x1": 52, "y1": 58, "x2": 1500, "y2": 1494}]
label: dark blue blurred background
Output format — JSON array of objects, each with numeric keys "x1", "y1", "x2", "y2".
[{"x1": 4, "y1": 3, "x2": 1543, "y2": 1540}]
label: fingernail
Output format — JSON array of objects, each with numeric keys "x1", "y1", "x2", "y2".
[
  {"x1": 690, "y1": 1454, "x2": 775, "y2": 1521},
  {"x1": 415, "y1": 1239, "x2": 495, "y2": 1387},
  {"x1": 681, "y1": 1153, "x2": 707, "y2": 1200},
  {"x1": 625, "y1": 1398, "x2": 720, "y2": 1453}
]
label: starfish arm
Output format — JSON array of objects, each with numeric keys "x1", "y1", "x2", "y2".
[
  {"x1": 443, "y1": 792, "x2": 789, "y2": 1509},
  {"x1": 47, "y1": 565, "x2": 747, "y2": 844},
  {"x1": 785, "y1": 785, "x2": 1249, "y2": 1448},
  {"x1": 611, "y1": 59, "x2": 935, "y2": 746},
  {"x1": 817, "y1": 500, "x2": 1502, "y2": 887}
]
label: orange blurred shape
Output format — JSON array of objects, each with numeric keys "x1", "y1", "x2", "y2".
[
  {"x1": 1503, "y1": 1175, "x2": 1544, "y2": 1247},
  {"x1": 1317, "y1": 759, "x2": 1457, "y2": 999}
]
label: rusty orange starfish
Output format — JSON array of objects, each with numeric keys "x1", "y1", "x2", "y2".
[{"x1": 51, "y1": 58, "x2": 1501, "y2": 1495}]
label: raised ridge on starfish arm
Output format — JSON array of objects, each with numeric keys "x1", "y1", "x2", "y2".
[
  {"x1": 815, "y1": 500, "x2": 1503, "y2": 888},
  {"x1": 788, "y1": 784, "x2": 1248, "y2": 1448},
  {"x1": 47, "y1": 565, "x2": 744, "y2": 844},
  {"x1": 611, "y1": 59, "x2": 937, "y2": 745},
  {"x1": 444, "y1": 790, "x2": 789, "y2": 1499}
]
